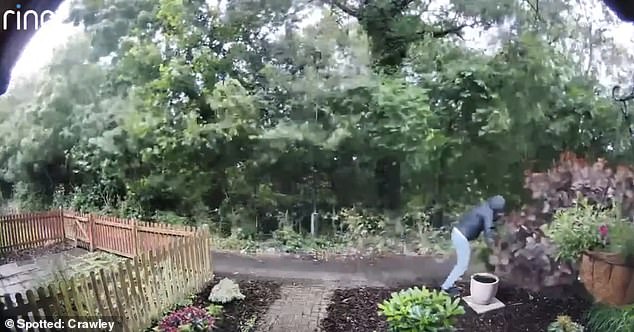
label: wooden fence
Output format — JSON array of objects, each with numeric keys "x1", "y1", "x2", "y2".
[
  {"x1": 0, "y1": 211, "x2": 65, "y2": 253},
  {"x1": 0, "y1": 210, "x2": 200, "y2": 258},
  {"x1": 62, "y1": 211, "x2": 199, "y2": 258},
  {"x1": 0, "y1": 234, "x2": 213, "y2": 332}
]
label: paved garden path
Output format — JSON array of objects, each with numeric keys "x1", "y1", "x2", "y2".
[
  {"x1": 212, "y1": 251, "x2": 486, "y2": 287},
  {"x1": 256, "y1": 282, "x2": 334, "y2": 332},
  {"x1": 213, "y1": 251, "x2": 487, "y2": 332}
]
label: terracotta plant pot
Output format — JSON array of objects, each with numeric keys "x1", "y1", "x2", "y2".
[
  {"x1": 470, "y1": 273, "x2": 499, "y2": 305},
  {"x1": 579, "y1": 251, "x2": 634, "y2": 306}
]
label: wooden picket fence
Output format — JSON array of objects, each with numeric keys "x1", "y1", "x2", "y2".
[
  {"x1": 62, "y1": 211, "x2": 199, "y2": 258},
  {"x1": 0, "y1": 211, "x2": 65, "y2": 253},
  {"x1": 0, "y1": 234, "x2": 213, "y2": 332},
  {"x1": 0, "y1": 210, "x2": 200, "y2": 257}
]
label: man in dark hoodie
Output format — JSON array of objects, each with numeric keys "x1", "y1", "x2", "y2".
[{"x1": 440, "y1": 195, "x2": 506, "y2": 296}]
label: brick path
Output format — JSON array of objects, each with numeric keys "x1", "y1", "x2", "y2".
[{"x1": 256, "y1": 282, "x2": 334, "y2": 332}]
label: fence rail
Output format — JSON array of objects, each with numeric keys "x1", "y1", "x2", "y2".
[{"x1": 0, "y1": 234, "x2": 213, "y2": 332}]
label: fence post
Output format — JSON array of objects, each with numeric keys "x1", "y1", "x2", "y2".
[
  {"x1": 59, "y1": 207, "x2": 65, "y2": 240},
  {"x1": 132, "y1": 219, "x2": 139, "y2": 258},
  {"x1": 88, "y1": 214, "x2": 95, "y2": 252}
]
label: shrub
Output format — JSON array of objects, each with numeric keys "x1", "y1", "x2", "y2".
[
  {"x1": 547, "y1": 199, "x2": 634, "y2": 265},
  {"x1": 338, "y1": 207, "x2": 386, "y2": 237},
  {"x1": 378, "y1": 286, "x2": 465, "y2": 332},
  {"x1": 157, "y1": 306, "x2": 216, "y2": 332},
  {"x1": 272, "y1": 226, "x2": 305, "y2": 252},
  {"x1": 547, "y1": 200, "x2": 608, "y2": 263},
  {"x1": 547, "y1": 315, "x2": 584, "y2": 332}
]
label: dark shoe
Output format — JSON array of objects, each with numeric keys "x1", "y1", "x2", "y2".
[{"x1": 442, "y1": 287, "x2": 461, "y2": 298}]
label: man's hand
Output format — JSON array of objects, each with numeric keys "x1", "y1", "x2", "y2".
[{"x1": 485, "y1": 237, "x2": 496, "y2": 249}]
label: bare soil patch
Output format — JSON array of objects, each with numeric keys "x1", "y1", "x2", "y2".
[{"x1": 321, "y1": 282, "x2": 592, "y2": 332}]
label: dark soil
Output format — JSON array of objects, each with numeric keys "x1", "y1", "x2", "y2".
[
  {"x1": 0, "y1": 240, "x2": 74, "y2": 265},
  {"x1": 192, "y1": 275, "x2": 282, "y2": 332},
  {"x1": 321, "y1": 282, "x2": 592, "y2": 332},
  {"x1": 473, "y1": 274, "x2": 497, "y2": 283}
]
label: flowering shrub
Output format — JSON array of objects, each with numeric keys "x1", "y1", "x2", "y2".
[
  {"x1": 547, "y1": 198, "x2": 634, "y2": 267},
  {"x1": 598, "y1": 225, "x2": 608, "y2": 239},
  {"x1": 547, "y1": 200, "x2": 616, "y2": 263},
  {"x1": 158, "y1": 306, "x2": 216, "y2": 332}
]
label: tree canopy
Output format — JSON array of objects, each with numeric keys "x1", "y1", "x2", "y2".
[{"x1": 0, "y1": 0, "x2": 632, "y2": 239}]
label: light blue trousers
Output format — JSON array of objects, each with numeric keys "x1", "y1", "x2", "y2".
[{"x1": 441, "y1": 227, "x2": 471, "y2": 290}]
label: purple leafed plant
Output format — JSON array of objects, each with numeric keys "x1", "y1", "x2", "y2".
[
  {"x1": 158, "y1": 306, "x2": 216, "y2": 332},
  {"x1": 491, "y1": 152, "x2": 634, "y2": 291}
]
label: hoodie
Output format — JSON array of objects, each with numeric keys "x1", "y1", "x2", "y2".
[{"x1": 455, "y1": 195, "x2": 505, "y2": 243}]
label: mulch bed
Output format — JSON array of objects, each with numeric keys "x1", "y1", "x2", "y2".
[
  {"x1": 0, "y1": 240, "x2": 75, "y2": 265},
  {"x1": 321, "y1": 282, "x2": 592, "y2": 332},
  {"x1": 192, "y1": 275, "x2": 282, "y2": 332}
]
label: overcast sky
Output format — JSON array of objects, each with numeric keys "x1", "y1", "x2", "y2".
[{"x1": 9, "y1": 1, "x2": 634, "y2": 87}]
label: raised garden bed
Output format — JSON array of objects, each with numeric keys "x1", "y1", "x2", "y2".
[{"x1": 321, "y1": 282, "x2": 592, "y2": 332}]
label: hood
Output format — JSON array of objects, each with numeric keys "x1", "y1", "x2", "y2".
[{"x1": 487, "y1": 195, "x2": 505, "y2": 212}]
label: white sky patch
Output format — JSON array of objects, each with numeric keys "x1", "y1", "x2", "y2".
[{"x1": 10, "y1": 1, "x2": 79, "y2": 80}]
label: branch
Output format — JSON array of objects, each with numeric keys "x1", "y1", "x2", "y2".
[
  {"x1": 523, "y1": 0, "x2": 543, "y2": 22},
  {"x1": 399, "y1": 0, "x2": 416, "y2": 8},
  {"x1": 422, "y1": 22, "x2": 477, "y2": 40},
  {"x1": 321, "y1": 0, "x2": 359, "y2": 17}
]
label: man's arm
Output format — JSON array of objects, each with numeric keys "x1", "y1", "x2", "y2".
[{"x1": 482, "y1": 210, "x2": 496, "y2": 248}]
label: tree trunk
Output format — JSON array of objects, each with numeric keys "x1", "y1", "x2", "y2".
[{"x1": 375, "y1": 155, "x2": 401, "y2": 211}]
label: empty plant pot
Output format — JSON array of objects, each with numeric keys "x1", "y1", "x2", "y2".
[{"x1": 470, "y1": 273, "x2": 500, "y2": 305}]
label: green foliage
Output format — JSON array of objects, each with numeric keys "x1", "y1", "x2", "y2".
[
  {"x1": 547, "y1": 315, "x2": 584, "y2": 332},
  {"x1": 0, "y1": 0, "x2": 631, "y2": 258},
  {"x1": 272, "y1": 226, "x2": 306, "y2": 252},
  {"x1": 153, "y1": 211, "x2": 192, "y2": 225},
  {"x1": 473, "y1": 240, "x2": 495, "y2": 271},
  {"x1": 11, "y1": 182, "x2": 49, "y2": 211},
  {"x1": 211, "y1": 229, "x2": 260, "y2": 253},
  {"x1": 338, "y1": 207, "x2": 386, "y2": 239},
  {"x1": 605, "y1": 221, "x2": 634, "y2": 261},
  {"x1": 205, "y1": 304, "x2": 223, "y2": 318},
  {"x1": 547, "y1": 200, "x2": 605, "y2": 263},
  {"x1": 378, "y1": 286, "x2": 465, "y2": 332},
  {"x1": 548, "y1": 200, "x2": 634, "y2": 263},
  {"x1": 586, "y1": 304, "x2": 634, "y2": 332}
]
